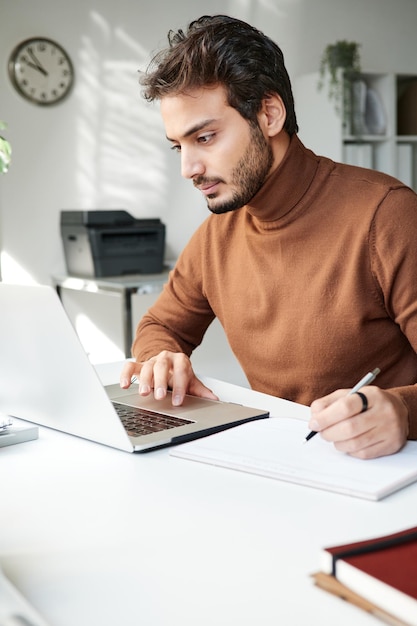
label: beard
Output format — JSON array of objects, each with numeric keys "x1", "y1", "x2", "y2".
[{"x1": 194, "y1": 122, "x2": 274, "y2": 215}]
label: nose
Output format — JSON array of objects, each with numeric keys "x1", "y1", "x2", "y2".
[{"x1": 181, "y1": 148, "x2": 205, "y2": 180}]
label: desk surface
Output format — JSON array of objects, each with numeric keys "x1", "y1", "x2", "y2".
[{"x1": 1, "y1": 363, "x2": 416, "y2": 626}]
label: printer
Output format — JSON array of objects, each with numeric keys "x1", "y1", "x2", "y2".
[{"x1": 60, "y1": 210, "x2": 165, "y2": 277}]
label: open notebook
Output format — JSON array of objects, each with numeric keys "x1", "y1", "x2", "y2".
[{"x1": 171, "y1": 417, "x2": 417, "y2": 500}]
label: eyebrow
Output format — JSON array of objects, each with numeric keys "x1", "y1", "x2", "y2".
[{"x1": 166, "y1": 118, "x2": 217, "y2": 142}]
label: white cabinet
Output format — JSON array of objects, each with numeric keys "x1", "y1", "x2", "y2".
[
  {"x1": 53, "y1": 272, "x2": 169, "y2": 364},
  {"x1": 294, "y1": 71, "x2": 417, "y2": 191}
]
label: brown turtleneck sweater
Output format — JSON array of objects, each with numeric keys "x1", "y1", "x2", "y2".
[{"x1": 133, "y1": 135, "x2": 417, "y2": 439}]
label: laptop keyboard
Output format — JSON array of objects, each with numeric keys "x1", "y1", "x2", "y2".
[{"x1": 113, "y1": 402, "x2": 193, "y2": 437}]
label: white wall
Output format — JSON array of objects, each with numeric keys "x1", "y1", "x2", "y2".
[{"x1": 1, "y1": 0, "x2": 417, "y2": 285}]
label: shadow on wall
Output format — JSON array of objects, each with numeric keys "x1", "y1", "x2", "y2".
[{"x1": 75, "y1": 11, "x2": 168, "y2": 216}]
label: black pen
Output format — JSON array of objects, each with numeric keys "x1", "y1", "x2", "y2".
[{"x1": 303, "y1": 368, "x2": 381, "y2": 443}]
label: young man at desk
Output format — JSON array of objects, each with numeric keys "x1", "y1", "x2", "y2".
[{"x1": 121, "y1": 15, "x2": 417, "y2": 460}]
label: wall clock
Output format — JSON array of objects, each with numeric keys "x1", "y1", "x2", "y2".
[{"x1": 8, "y1": 37, "x2": 74, "y2": 106}]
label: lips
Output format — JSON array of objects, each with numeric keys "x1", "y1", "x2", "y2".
[
  {"x1": 199, "y1": 182, "x2": 219, "y2": 195},
  {"x1": 194, "y1": 179, "x2": 221, "y2": 196}
]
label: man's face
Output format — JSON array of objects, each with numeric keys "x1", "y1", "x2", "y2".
[{"x1": 161, "y1": 85, "x2": 274, "y2": 214}]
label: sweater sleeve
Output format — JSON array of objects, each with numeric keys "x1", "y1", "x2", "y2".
[
  {"x1": 371, "y1": 186, "x2": 417, "y2": 439},
  {"x1": 132, "y1": 221, "x2": 215, "y2": 361},
  {"x1": 389, "y1": 387, "x2": 417, "y2": 439}
]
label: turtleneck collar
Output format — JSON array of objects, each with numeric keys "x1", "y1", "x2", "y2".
[{"x1": 245, "y1": 134, "x2": 321, "y2": 224}]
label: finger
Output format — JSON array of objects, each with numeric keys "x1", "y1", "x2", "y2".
[
  {"x1": 167, "y1": 354, "x2": 219, "y2": 405},
  {"x1": 119, "y1": 361, "x2": 141, "y2": 388},
  {"x1": 317, "y1": 394, "x2": 387, "y2": 447},
  {"x1": 137, "y1": 358, "x2": 157, "y2": 396},
  {"x1": 330, "y1": 389, "x2": 408, "y2": 458},
  {"x1": 342, "y1": 434, "x2": 405, "y2": 460},
  {"x1": 188, "y1": 377, "x2": 219, "y2": 402},
  {"x1": 171, "y1": 378, "x2": 219, "y2": 406},
  {"x1": 168, "y1": 353, "x2": 195, "y2": 405},
  {"x1": 319, "y1": 411, "x2": 374, "y2": 443},
  {"x1": 310, "y1": 389, "x2": 349, "y2": 413},
  {"x1": 334, "y1": 432, "x2": 385, "y2": 459},
  {"x1": 152, "y1": 351, "x2": 180, "y2": 400},
  {"x1": 312, "y1": 388, "x2": 408, "y2": 459},
  {"x1": 309, "y1": 390, "x2": 356, "y2": 431},
  {"x1": 355, "y1": 391, "x2": 368, "y2": 413}
]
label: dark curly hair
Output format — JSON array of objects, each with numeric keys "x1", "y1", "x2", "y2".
[{"x1": 140, "y1": 15, "x2": 298, "y2": 135}]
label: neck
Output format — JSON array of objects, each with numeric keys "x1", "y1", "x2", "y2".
[
  {"x1": 245, "y1": 134, "x2": 321, "y2": 223},
  {"x1": 269, "y1": 130, "x2": 291, "y2": 175}
]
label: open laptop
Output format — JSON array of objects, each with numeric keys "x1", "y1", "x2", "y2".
[{"x1": 0, "y1": 283, "x2": 269, "y2": 452}]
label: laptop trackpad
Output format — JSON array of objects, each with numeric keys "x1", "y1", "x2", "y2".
[{"x1": 106, "y1": 384, "x2": 225, "y2": 417}]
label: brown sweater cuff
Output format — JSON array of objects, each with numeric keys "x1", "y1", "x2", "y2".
[{"x1": 390, "y1": 386, "x2": 417, "y2": 440}]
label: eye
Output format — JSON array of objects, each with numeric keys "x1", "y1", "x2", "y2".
[
  {"x1": 170, "y1": 144, "x2": 181, "y2": 153},
  {"x1": 198, "y1": 133, "x2": 214, "y2": 144}
]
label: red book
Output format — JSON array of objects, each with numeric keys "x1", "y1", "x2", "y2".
[{"x1": 314, "y1": 526, "x2": 417, "y2": 626}]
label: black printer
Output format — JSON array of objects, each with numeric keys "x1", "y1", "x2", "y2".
[{"x1": 60, "y1": 210, "x2": 165, "y2": 277}]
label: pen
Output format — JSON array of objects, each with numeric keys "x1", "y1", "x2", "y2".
[{"x1": 304, "y1": 367, "x2": 381, "y2": 443}]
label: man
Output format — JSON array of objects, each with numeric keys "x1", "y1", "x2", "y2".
[{"x1": 121, "y1": 14, "x2": 417, "y2": 459}]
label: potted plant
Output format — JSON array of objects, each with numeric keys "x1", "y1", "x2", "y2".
[
  {"x1": 0, "y1": 121, "x2": 12, "y2": 174},
  {"x1": 318, "y1": 40, "x2": 362, "y2": 121}
]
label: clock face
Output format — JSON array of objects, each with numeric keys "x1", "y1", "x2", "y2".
[{"x1": 8, "y1": 37, "x2": 74, "y2": 106}]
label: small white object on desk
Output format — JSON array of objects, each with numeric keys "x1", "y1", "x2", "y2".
[
  {"x1": 0, "y1": 415, "x2": 13, "y2": 431},
  {"x1": 0, "y1": 414, "x2": 38, "y2": 448}
]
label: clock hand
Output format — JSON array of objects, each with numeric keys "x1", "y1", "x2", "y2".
[
  {"x1": 26, "y1": 48, "x2": 48, "y2": 76},
  {"x1": 24, "y1": 60, "x2": 48, "y2": 76}
]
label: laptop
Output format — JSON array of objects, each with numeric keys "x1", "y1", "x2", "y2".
[{"x1": 0, "y1": 283, "x2": 269, "y2": 452}]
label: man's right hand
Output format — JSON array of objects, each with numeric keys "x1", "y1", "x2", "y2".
[{"x1": 119, "y1": 351, "x2": 219, "y2": 406}]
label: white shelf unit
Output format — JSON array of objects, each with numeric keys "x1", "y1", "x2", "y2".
[{"x1": 294, "y1": 71, "x2": 417, "y2": 191}]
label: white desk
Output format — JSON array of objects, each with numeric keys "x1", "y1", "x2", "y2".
[{"x1": 1, "y1": 363, "x2": 416, "y2": 626}]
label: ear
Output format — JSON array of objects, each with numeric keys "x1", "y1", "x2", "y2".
[{"x1": 258, "y1": 93, "x2": 287, "y2": 137}]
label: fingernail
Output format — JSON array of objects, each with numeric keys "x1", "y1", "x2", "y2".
[
  {"x1": 172, "y1": 395, "x2": 182, "y2": 406},
  {"x1": 121, "y1": 378, "x2": 129, "y2": 388},
  {"x1": 140, "y1": 384, "x2": 151, "y2": 395},
  {"x1": 155, "y1": 387, "x2": 165, "y2": 399},
  {"x1": 309, "y1": 420, "x2": 320, "y2": 431}
]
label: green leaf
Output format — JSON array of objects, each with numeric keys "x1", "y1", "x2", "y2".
[{"x1": 0, "y1": 121, "x2": 12, "y2": 174}]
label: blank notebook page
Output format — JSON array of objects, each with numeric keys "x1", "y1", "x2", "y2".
[{"x1": 171, "y1": 417, "x2": 417, "y2": 501}]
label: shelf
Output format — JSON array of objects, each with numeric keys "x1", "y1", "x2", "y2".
[
  {"x1": 294, "y1": 70, "x2": 417, "y2": 191},
  {"x1": 396, "y1": 135, "x2": 417, "y2": 142},
  {"x1": 343, "y1": 135, "x2": 389, "y2": 143}
]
